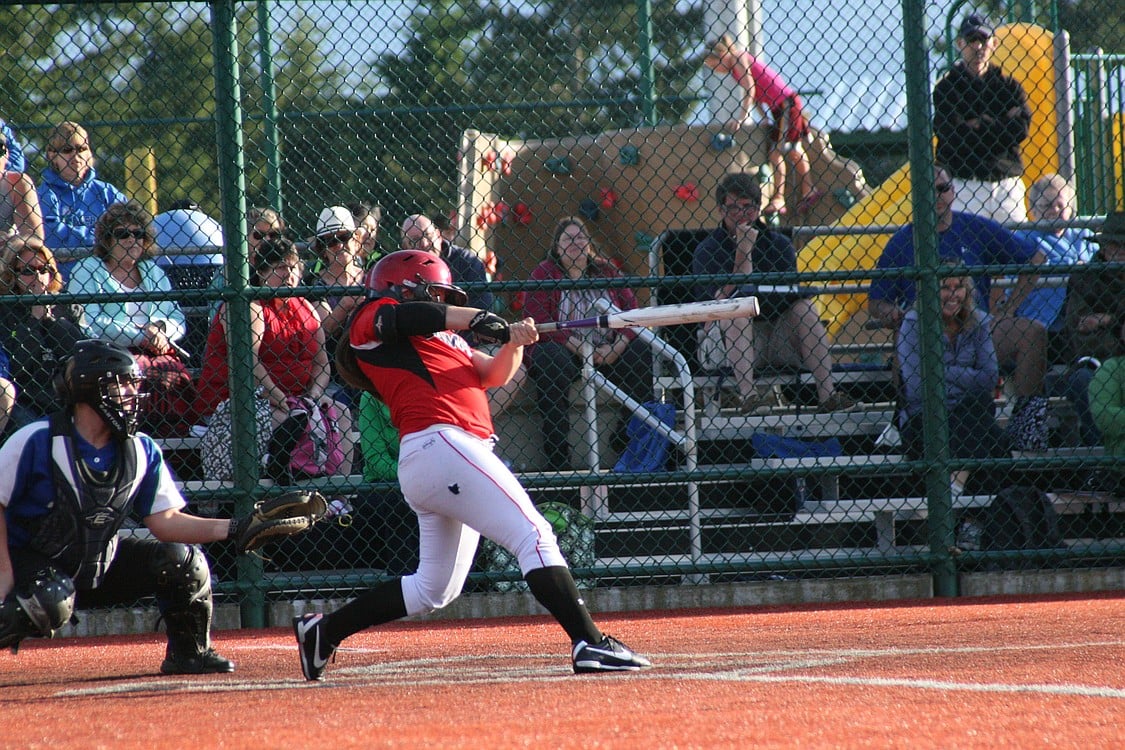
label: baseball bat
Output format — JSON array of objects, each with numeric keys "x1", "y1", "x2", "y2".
[{"x1": 537, "y1": 297, "x2": 760, "y2": 332}]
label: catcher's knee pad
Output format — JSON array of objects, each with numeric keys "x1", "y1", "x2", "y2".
[
  {"x1": 10, "y1": 567, "x2": 76, "y2": 638},
  {"x1": 151, "y1": 543, "x2": 212, "y2": 607}
]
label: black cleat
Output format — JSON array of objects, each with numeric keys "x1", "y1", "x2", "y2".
[
  {"x1": 160, "y1": 647, "x2": 235, "y2": 675},
  {"x1": 293, "y1": 613, "x2": 336, "y2": 681},
  {"x1": 572, "y1": 635, "x2": 652, "y2": 674}
]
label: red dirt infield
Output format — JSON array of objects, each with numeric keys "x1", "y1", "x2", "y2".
[{"x1": 2, "y1": 592, "x2": 1122, "y2": 749}]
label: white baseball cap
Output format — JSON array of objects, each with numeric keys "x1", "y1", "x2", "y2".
[{"x1": 316, "y1": 205, "x2": 356, "y2": 237}]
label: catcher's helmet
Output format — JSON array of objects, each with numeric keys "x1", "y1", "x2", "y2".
[
  {"x1": 54, "y1": 339, "x2": 146, "y2": 438},
  {"x1": 364, "y1": 250, "x2": 468, "y2": 306}
]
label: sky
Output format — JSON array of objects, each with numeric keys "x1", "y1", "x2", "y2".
[{"x1": 268, "y1": 0, "x2": 963, "y2": 132}]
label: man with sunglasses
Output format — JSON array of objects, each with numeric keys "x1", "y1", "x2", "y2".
[
  {"x1": 933, "y1": 14, "x2": 1031, "y2": 224},
  {"x1": 36, "y1": 121, "x2": 128, "y2": 250},
  {"x1": 869, "y1": 165, "x2": 1049, "y2": 450}
]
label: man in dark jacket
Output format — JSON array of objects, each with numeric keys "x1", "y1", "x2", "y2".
[
  {"x1": 692, "y1": 172, "x2": 854, "y2": 414},
  {"x1": 933, "y1": 14, "x2": 1031, "y2": 224}
]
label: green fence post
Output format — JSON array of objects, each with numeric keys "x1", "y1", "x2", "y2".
[
  {"x1": 210, "y1": 0, "x2": 263, "y2": 628},
  {"x1": 904, "y1": 0, "x2": 957, "y2": 596},
  {"x1": 636, "y1": 0, "x2": 658, "y2": 126},
  {"x1": 256, "y1": 0, "x2": 284, "y2": 211}
]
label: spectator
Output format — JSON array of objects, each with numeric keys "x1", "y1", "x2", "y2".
[
  {"x1": 524, "y1": 217, "x2": 653, "y2": 471},
  {"x1": 347, "y1": 201, "x2": 382, "y2": 266},
  {"x1": 1064, "y1": 211, "x2": 1125, "y2": 446},
  {"x1": 1011, "y1": 174, "x2": 1094, "y2": 341},
  {"x1": 704, "y1": 34, "x2": 820, "y2": 217},
  {"x1": 65, "y1": 201, "x2": 186, "y2": 355},
  {"x1": 400, "y1": 213, "x2": 493, "y2": 313},
  {"x1": 869, "y1": 165, "x2": 1049, "y2": 450},
  {"x1": 1, "y1": 130, "x2": 43, "y2": 240},
  {"x1": 0, "y1": 236, "x2": 85, "y2": 435},
  {"x1": 1088, "y1": 320, "x2": 1125, "y2": 496},
  {"x1": 0, "y1": 117, "x2": 26, "y2": 173},
  {"x1": 933, "y1": 14, "x2": 1032, "y2": 223},
  {"x1": 208, "y1": 206, "x2": 287, "y2": 322},
  {"x1": 693, "y1": 172, "x2": 855, "y2": 414},
  {"x1": 36, "y1": 122, "x2": 128, "y2": 250},
  {"x1": 66, "y1": 201, "x2": 196, "y2": 436},
  {"x1": 897, "y1": 261, "x2": 1010, "y2": 497},
  {"x1": 309, "y1": 205, "x2": 365, "y2": 342},
  {"x1": 195, "y1": 238, "x2": 354, "y2": 478}
]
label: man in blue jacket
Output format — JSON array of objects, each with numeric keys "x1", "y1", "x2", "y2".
[
  {"x1": 36, "y1": 121, "x2": 128, "y2": 250},
  {"x1": 869, "y1": 165, "x2": 1049, "y2": 449}
]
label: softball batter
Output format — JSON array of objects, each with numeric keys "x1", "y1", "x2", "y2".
[{"x1": 292, "y1": 249, "x2": 650, "y2": 680}]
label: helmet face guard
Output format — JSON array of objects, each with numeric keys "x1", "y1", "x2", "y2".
[
  {"x1": 58, "y1": 340, "x2": 148, "y2": 438},
  {"x1": 95, "y1": 375, "x2": 148, "y2": 438},
  {"x1": 365, "y1": 250, "x2": 468, "y2": 306},
  {"x1": 400, "y1": 277, "x2": 468, "y2": 306}
]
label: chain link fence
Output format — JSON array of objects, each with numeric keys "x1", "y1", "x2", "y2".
[{"x1": 2, "y1": 1, "x2": 1123, "y2": 621}]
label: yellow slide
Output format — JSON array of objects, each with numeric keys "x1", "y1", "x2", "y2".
[{"x1": 802, "y1": 23, "x2": 1061, "y2": 336}]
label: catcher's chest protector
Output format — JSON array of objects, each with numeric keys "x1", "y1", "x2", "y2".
[{"x1": 26, "y1": 412, "x2": 148, "y2": 589}]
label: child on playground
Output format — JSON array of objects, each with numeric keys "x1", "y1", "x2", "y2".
[{"x1": 704, "y1": 34, "x2": 821, "y2": 218}]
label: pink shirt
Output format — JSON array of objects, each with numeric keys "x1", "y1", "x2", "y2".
[{"x1": 732, "y1": 52, "x2": 796, "y2": 111}]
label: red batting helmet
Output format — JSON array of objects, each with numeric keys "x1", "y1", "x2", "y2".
[{"x1": 364, "y1": 249, "x2": 468, "y2": 305}]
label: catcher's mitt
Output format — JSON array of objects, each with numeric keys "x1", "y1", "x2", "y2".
[{"x1": 230, "y1": 490, "x2": 329, "y2": 553}]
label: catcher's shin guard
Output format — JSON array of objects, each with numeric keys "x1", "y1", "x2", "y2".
[{"x1": 151, "y1": 543, "x2": 217, "y2": 659}]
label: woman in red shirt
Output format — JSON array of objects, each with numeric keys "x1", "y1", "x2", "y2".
[{"x1": 196, "y1": 238, "x2": 353, "y2": 480}]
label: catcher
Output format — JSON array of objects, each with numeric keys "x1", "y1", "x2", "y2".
[{"x1": 0, "y1": 340, "x2": 325, "y2": 673}]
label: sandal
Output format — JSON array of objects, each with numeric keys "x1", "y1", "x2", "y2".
[
  {"x1": 795, "y1": 190, "x2": 825, "y2": 215},
  {"x1": 739, "y1": 387, "x2": 788, "y2": 415}
]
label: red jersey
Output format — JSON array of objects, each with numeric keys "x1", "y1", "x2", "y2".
[{"x1": 349, "y1": 298, "x2": 494, "y2": 440}]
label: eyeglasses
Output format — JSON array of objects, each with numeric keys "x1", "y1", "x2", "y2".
[
  {"x1": 51, "y1": 143, "x2": 91, "y2": 156},
  {"x1": 721, "y1": 201, "x2": 759, "y2": 213},
  {"x1": 318, "y1": 232, "x2": 354, "y2": 248},
  {"x1": 110, "y1": 227, "x2": 147, "y2": 240},
  {"x1": 0, "y1": 143, "x2": 7, "y2": 156},
  {"x1": 936, "y1": 182, "x2": 955, "y2": 194},
  {"x1": 251, "y1": 229, "x2": 283, "y2": 241},
  {"x1": 15, "y1": 264, "x2": 53, "y2": 276}
]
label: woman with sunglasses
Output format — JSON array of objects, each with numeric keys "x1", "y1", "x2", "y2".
[
  {"x1": 66, "y1": 200, "x2": 186, "y2": 354},
  {"x1": 196, "y1": 237, "x2": 354, "y2": 481},
  {"x1": 0, "y1": 236, "x2": 85, "y2": 436},
  {"x1": 66, "y1": 201, "x2": 196, "y2": 436},
  {"x1": 0, "y1": 131, "x2": 43, "y2": 241},
  {"x1": 35, "y1": 121, "x2": 128, "y2": 250},
  {"x1": 308, "y1": 205, "x2": 365, "y2": 344}
]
